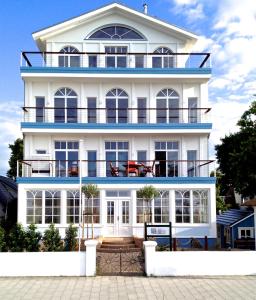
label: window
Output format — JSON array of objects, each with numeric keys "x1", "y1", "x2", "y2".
[
  {"x1": 54, "y1": 88, "x2": 78, "y2": 123},
  {"x1": 187, "y1": 150, "x2": 197, "y2": 177},
  {"x1": 156, "y1": 89, "x2": 179, "y2": 123},
  {"x1": 152, "y1": 47, "x2": 174, "y2": 68},
  {"x1": 88, "y1": 151, "x2": 97, "y2": 177},
  {"x1": 55, "y1": 141, "x2": 79, "y2": 177},
  {"x1": 106, "y1": 88, "x2": 128, "y2": 123},
  {"x1": 136, "y1": 197, "x2": 151, "y2": 223},
  {"x1": 188, "y1": 97, "x2": 198, "y2": 123},
  {"x1": 135, "y1": 55, "x2": 144, "y2": 68},
  {"x1": 175, "y1": 190, "x2": 208, "y2": 224},
  {"x1": 193, "y1": 190, "x2": 208, "y2": 223},
  {"x1": 88, "y1": 55, "x2": 97, "y2": 67},
  {"x1": 105, "y1": 141, "x2": 129, "y2": 176},
  {"x1": 87, "y1": 97, "x2": 97, "y2": 123},
  {"x1": 26, "y1": 191, "x2": 42, "y2": 224},
  {"x1": 35, "y1": 150, "x2": 46, "y2": 155},
  {"x1": 105, "y1": 46, "x2": 127, "y2": 68},
  {"x1": 155, "y1": 141, "x2": 179, "y2": 177},
  {"x1": 67, "y1": 191, "x2": 79, "y2": 224},
  {"x1": 137, "y1": 98, "x2": 147, "y2": 123},
  {"x1": 84, "y1": 197, "x2": 100, "y2": 224},
  {"x1": 45, "y1": 191, "x2": 61, "y2": 224},
  {"x1": 35, "y1": 97, "x2": 45, "y2": 122},
  {"x1": 58, "y1": 46, "x2": 80, "y2": 67},
  {"x1": 238, "y1": 227, "x2": 254, "y2": 239},
  {"x1": 137, "y1": 151, "x2": 147, "y2": 165},
  {"x1": 88, "y1": 25, "x2": 144, "y2": 40},
  {"x1": 122, "y1": 201, "x2": 129, "y2": 224},
  {"x1": 154, "y1": 191, "x2": 169, "y2": 223},
  {"x1": 105, "y1": 190, "x2": 131, "y2": 197}
]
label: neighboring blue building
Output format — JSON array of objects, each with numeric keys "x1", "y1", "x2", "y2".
[{"x1": 217, "y1": 209, "x2": 255, "y2": 249}]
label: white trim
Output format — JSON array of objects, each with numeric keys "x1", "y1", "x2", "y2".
[{"x1": 238, "y1": 227, "x2": 254, "y2": 239}]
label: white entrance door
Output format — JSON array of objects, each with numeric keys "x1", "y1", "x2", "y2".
[{"x1": 106, "y1": 199, "x2": 131, "y2": 236}]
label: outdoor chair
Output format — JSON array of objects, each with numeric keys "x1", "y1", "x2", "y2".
[
  {"x1": 141, "y1": 161, "x2": 155, "y2": 177},
  {"x1": 110, "y1": 162, "x2": 119, "y2": 177}
]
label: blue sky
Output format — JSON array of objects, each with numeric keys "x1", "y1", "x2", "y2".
[{"x1": 0, "y1": 0, "x2": 255, "y2": 175}]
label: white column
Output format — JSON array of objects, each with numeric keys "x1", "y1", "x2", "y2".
[
  {"x1": 143, "y1": 241, "x2": 157, "y2": 276},
  {"x1": 85, "y1": 240, "x2": 98, "y2": 276}
]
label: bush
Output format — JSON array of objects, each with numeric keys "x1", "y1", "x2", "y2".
[
  {"x1": 25, "y1": 224, "x2": 42, "y2": 252},
  {"x1": 8, "y1": 223, "x2": 26, "y2": 252},
  {"x1": 42, "y1": 224, "x2": 63, "y2": 251},
  {"x1": 64, "y1": 224, "x2": 78, "y2": 251},
  {"x1": 0, "y1": 226, "x2": 6, "y2": 251}
]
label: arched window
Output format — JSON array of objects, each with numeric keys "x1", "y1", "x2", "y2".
[
  {"x1": 54, "y1": 88, "x2": 78, "y2": 123},
  {"x1": 152, "y1": 47, "x2": 174, "y2": 68},
  {"x1": 88, "y1": 25, "x2": 145, "y2": 40},
  {"x1": 156, "y1": 89, "x2": 179, "y2": 123},
  {"x1": 175, "y1": 190, "x2": 190, "y2": 223},
  {"x1": 58, "y1": 46, "x2": 80, "y2": 67},
  {"x1": 106, "y1": 88, "x2": 128, "y2": 123}
]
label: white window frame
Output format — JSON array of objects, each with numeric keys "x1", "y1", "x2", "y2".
[{"x1": 238, "y1": 227, "x2": 254, "y2": 239}]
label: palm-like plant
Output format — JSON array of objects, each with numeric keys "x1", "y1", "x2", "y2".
[
  {"x1": 82, "y1": 184, "x2": 99, "y2": 239},
  {"x1": 137, "y1": 185, "x2": 159, "y2": 223}
]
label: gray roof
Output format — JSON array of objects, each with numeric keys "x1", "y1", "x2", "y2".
[{"x1": 216, "y1": 209, "x2": 254, "y2": 227}]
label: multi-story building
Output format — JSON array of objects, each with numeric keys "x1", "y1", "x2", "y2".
[{"x1": 17, "y1": 3, "x2": 216, "y2": 246}]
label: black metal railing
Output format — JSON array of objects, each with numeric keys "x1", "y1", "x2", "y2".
[
  {"x1": 18, "y1": 159, "x2": 214, "y2": 178},
  {"x1": 21, "y1": 51, "x2": 211, "y2": 69},
  {"x1": 22, "y1": 107, "x2": 211, "y2": 124}
]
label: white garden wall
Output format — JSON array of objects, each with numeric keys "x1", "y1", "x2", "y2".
[
  {"x1": 144, "y1": 241, "x2": 256, "y2": 276},
  {"x1": 0, "y1": 240, "x2": 97, "y2": 277}
]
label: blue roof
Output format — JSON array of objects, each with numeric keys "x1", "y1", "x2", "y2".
[{"x1": 217, "y1": 209, "x2": 254, "y2": 226}]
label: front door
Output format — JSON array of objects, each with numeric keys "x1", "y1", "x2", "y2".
[{"x1": 105, "y1": 199, "x2": 131, "y2": 236}]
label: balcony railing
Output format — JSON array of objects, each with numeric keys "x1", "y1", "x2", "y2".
[
  {"x1": 21, "y1": 51, "x2": 211, "y2": 69},
  {"x1": 22, "y1": 107, "x2": 211, "y2": 124},
  {"x1": 18, "y1": 159, "x2": 214, "y2": 178}
]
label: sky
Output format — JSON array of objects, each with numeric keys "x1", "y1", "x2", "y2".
[{"x1": 0, "y1": 0, "x2": 255, "y2": 175}]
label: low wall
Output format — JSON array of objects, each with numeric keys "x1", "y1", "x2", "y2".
[
  {"x1": 0, "y1": 240, "x2": 97, "y2": 277},
  {"x1": 144, "y1": 241, "x2": 256, "y2": 276}
]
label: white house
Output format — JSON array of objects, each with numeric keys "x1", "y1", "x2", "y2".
[{"x1": 17, "y1": 2, "x2": 216, "y2": 246}]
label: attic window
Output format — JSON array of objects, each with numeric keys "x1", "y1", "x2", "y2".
[{"x1": 88, "y1": 25, "x2": 145, "y2": 40}]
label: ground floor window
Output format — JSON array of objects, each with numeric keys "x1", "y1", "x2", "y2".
[
  {"x1": 67, "y1": 190, "x2": 79, "y2": 224},
  {"x1": 175, "y1": 190, "x2": 208, "y2": 224},
  {"x1": 45, "y1": 191, "x2": 61, "y2": 224},
  {"x1": 26, "y1": 191, "x2": 42, "y2": 224},
  {"x1": 84, "y1": 197, "x2": 100, "y2": 224},
  {"x1": 154, "y1": 191, "x2": 169, "y2": 223},
  {"x1": 136, "y1": 198, "x2": 151, "y2": 223},
  {"x1": 238, "y1": 227, "x2": 254, "y2": 239}
]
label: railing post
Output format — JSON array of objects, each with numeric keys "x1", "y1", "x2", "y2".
[
  {"x1": 204, "y1": 236, "x2": 208, "y2": 251},
  {"x1": 16, "y1": 161, "x2": 19, "y2": 178},
  {"x1": 169, "y1": 221, "x2": 172, "y2": 251},
  {"x1": 144, "y1": 222, "x2": 147, "y2": 241},
  {"x1": 173, "y1": 238, "x2": 177, "y2": 251}
]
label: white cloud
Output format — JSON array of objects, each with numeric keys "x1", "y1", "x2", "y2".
[{"x1": 173, "y1": 0, "x2": 197, "y2": 4}]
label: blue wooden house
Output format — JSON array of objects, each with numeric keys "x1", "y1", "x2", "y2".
[{"x1": 217, "y1": 208, "x2": 255, "y2": 249}]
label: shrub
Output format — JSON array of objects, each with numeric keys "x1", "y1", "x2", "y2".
[
  {"x1": 8, "y1": 223, "x2": 26, "y2": 252},
  {"x1": 42, "y1": 224, "x2": 63, "y2": 251},
  {"x1": 0, "y1": 226, "x2": 6, "y2": 251},
  {"x1": 25, "y1": 224, "x2": 42, "y2": 252},
  {"x1": 64, "y1": 224, "x2": 78, "y2": 251}
]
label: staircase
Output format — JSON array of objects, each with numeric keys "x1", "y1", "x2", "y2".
[{"x1": 97, "y1": 237, "x2": 141, "y2": 252}]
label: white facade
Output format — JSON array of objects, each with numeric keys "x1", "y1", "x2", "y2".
[{"x1": 18, "y1": 3, "x2": 216, "y2": 243}]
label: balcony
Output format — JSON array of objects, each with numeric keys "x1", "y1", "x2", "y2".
[
  {"x1": 22, "y1": 107, "x2": 211, "y2": 125},
  {"x1": 18, "y1": 159, "x2": 214, "y2": 179},
  {"x1": 20, "y1": 51, "x2": 211, "y2": 74}
]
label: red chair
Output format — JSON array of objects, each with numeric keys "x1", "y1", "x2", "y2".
[
  {"x1": 126, "y1": 160, "x2": 139, "y2": 176},
  {"x1": 141, "y1": 161, "x2": 155, "y2": 177},
  {"x1": 110, "y1": 162, "x2": 119, "y2": 177}
]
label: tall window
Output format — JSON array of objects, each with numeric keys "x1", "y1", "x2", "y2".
[
  {"x1": 154, "y1": 191, "x2": 169, "y2": 223},
  {"x1": 88, "y1": 151, "x2": 97, "y2": 177},
  {"x1": 136, "y1": 197, "x2": 151, "y2": 223},
  {"x1": 105, "y1": 46, "x2": 127, "y2": 68},
  {"x1": 156, "y1": 89, "x2": 179, "y2": 123},
  {"x1": 87, "y1": 97, "x2": 97, "y2": 123},
  {"x1": 187, "y1": 150, "x2": 197, "y2": 177},
  {"x1": 45, "y1": 191, "x2": 61, "y2": 224},
  {"x1": 88, "y1": 25, "x2": 144, "y2": 40},
  {"x1": 54, "y1": 88, "x2": 78, "y2": 123},
  {"x1": 105, "y1": 141, "x2": 129, "y2": 176},
  {"x1": 26, "y1": 191, "x2": 42, "y2": 224},
  {"x1": 152, "y1": 47, "x2": 174, "y2": 68},
  {"x1": 58, "y1": 46, "x2": 80, "y2": 67},
  {"x1": 188, "y1": 97, "x2": 198, "y2": 123},
  {"x1": 137, "y1": 98, "x2": 147, "y2": 123},
  {"x1": 84, "y1": 196, "x2": 100, "y2": 224},
  {"x1": 35, "y1": 97, "x2": 45, "y2": 122},
  {"x1": 137, "y1": 151, "x2": 147, "y2": 165},
  {"x1": 55, "y1": 141, "x2": 79, "y2": 177},
  {"x1": 175, "y1": 190, "x2": 208, "y2": 224},
  {"x1": 106, "y1": 88, "x2": 128, "y2": 123},
  {"x1": 66, "y1": 191, "x2": 79, "y2": 224}
]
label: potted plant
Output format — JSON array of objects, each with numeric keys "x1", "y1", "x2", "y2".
[
  {"x1": 137, "y1": 185, "x2": 159, "y2": 223},
  {"x1": 82, "y1": 184, "x2": 99, "y2": 239}
]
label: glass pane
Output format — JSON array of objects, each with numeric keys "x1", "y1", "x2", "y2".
[
  {"x1": 70, "y1": 56, "x2": 80, "y2": 67},
  {"x1": 169, "y1": 98, "x2": 179, "y2": 123},
  {"x1": 137, "y1": 98, "x2": 147, "y2": 123},
  {"x1": 54, "y1": 98, "x2": 65, "y2": 123},
  {"x1": 188, "y1": 97, "x2": 198, "y2": 123},
  {"x1": 68, "y1": 152, "x2": 79, "y2": 177},
  {"x1": 117, "y1": 56, "x2": 127, "y2": 68},
  {"x1": 106, "y1": 56, "x2": 115, "y2": 68},
  {"x1": 89, "y1": 55, "x2": 97, "y2": 67},
  {"x1": 106, "y1": 98, "x2": 116, "y2": 123},
  {"x1": 88, "y1": 151, "x2": 97, "y2": 177},
  {"x1": 157, "y1": 99, "x2": 167, "y2": 123},
  {"x1": 88, "y1": 98, "x2": 96, "y2": 123},
  {"x1": 168, "y1": 151, "x2": 178, "y2": 177},
  {"x1": 187, "y1": 150, "x2": 197, "y2": 177},
  {"x1": 106, "y1": 151, "x2": 116, "y2": 177},
  {"x1": 118, "y1": 98, "x2": 128, "y2": 123},
  {"x1": 152, "y1": 57, "x2": 161, "y2": 68},
  {"x1": 135, "y1": 55, "x2": 144, "y2": 68},
  {"x1": 55, "y1": 151, "x2": 66, "y2": 177},
  {"x1": 36, "y1": 97, "x2": 45, "y2": 122},
  {"x1": 67, "y1": 98, "x2": 77, "y2": 123}
]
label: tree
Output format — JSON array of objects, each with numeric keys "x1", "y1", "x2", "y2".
[
  {"x1": 8, "y1": 223, "x2": 26, "y2": 252},
  {"x1": 64, "y1": 224, "x2": 78, "y2": 251},
  {"x1": 216, "y1": 101, "x2": 256, "y2": 198},
  {"x1": 0, "y1": 226, "x2": 6, "y2": 252},
  {"x1": 137, "y1": 185, "x2": 159, "y2": 222},
  {"x1": 42, "y1": 224, "x2": 63, "y2": 251},
  {"x1": 82, "y1": 184, "x2": 99, "y2": 239},
  {"x1": 25, "y1": 224, "x2": 42, "y2": 252},
  {"x1": 7, "y1": 138, "x2": 23, "y2": 179}
]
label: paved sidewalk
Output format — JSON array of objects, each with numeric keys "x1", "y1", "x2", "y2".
[{"x1": 0, "y1": 276, "x2": 255, "y2": 300}]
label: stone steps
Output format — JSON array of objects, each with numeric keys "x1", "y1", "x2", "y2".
[{"x1": 98, "y1": 237, "x2": 141, "y2": 253}]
